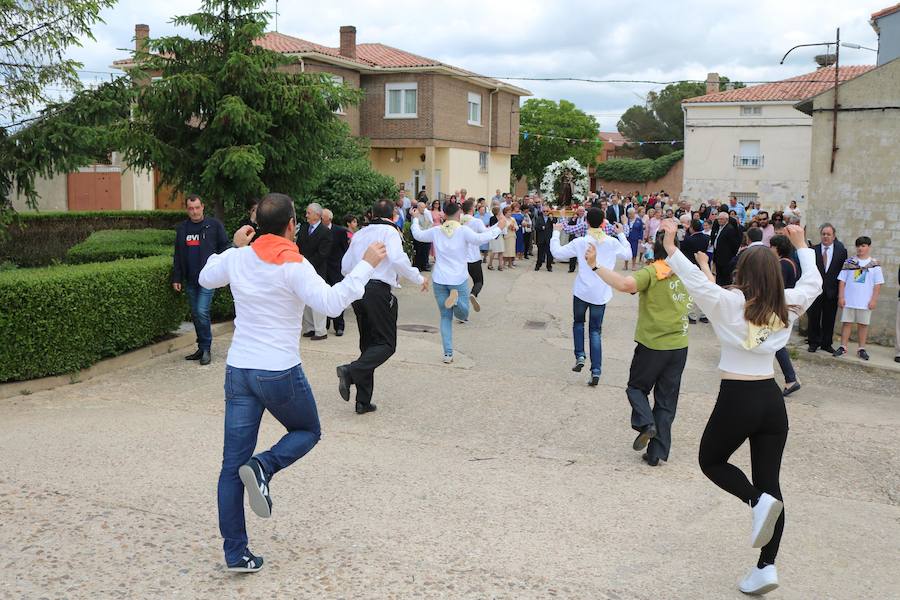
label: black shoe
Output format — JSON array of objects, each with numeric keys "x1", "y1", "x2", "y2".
[
  {"x1": 699, "y1": 317, "x2": 709, "y2": 323},
  {"x1": 833, "y1": 346, "x2": 846, "y2": 357},
  {"x1": 185, "y1": 349, "x2": 203, "y2": 360},
  {"x1": 857, "y1": 348, "x2": 870, "y2": 361},
  {"x1": 534, "y1": 266, "x2": 540, "y2": 271},
  {"x1": 821, "y1": 345, "x2": 837, "y2": 354},
  {"x1": 641, "y1": 453, "x2": 660, "y2": 467},
  {"x1": 336, "y1": 365, "x2": 351, "y2": 402},
  {"x1": 688, "y1": 317, "x2": 697, "y2": 324},
  {"x1": 572, "y1": 358, "x2": 585, "y2": 372},
  {"x1": 335, "y1": 329, "x2": 344, "y2": 337},
  {"x1": 355, "y1": 401, "x2": 377, "y2": 415},
  {"x1": 227, "y1": 550, "x2": 264, "y2": 573},
  {"x1": 633, "y1": 425, "x2": 657, "y2": 451},
  {"x1": 238, "y1": 458, "x2": 272, "y2": 519},
  {"x1": 895, "y1": 356, "x2": 900, "y2": 363},
  {"x1": 310, "y1": 334, "x2": 328, "y2": 341},
  {"x1": 807, "y1": 345, "x2": 818, "y2": 353},
  {"x1": 568, "y1": 269, "x2": 576, "y2": 273},
  {"x1": 783, "y1": 382, "x2": 801, "y2": 397},
  {"x1": 199, "y1": 350, "x2": 211, "y2": 365},
  {"x1": 547, "y1": 268, "x2": 552, "y2": 272},
  {"x1": 302, "y1": 331, "x2": 315, "y2": 338},
  {"x1": 588, "y1": 375, "x2": 600, "y2": 387}
]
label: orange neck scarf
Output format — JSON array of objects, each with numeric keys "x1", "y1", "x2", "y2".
[
  {"x1": 251, "y1": 234, "x2": 304, "y2": 265},
  {"x1": 652, "y1": 260, "x2": 672, "y2": 280}
]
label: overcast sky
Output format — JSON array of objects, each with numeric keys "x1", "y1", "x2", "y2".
[{"x1": 68, "y1": 0, "x2": 886, "y2": 132}]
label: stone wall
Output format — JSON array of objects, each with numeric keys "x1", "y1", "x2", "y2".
[{"x1": 598, "y1": 158, "x2": 684, "y2": 199}]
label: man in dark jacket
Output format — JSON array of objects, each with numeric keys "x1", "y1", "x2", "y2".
[
  {"x1": 533, "y1": 205, "x2": 556, "y2": 271},
  {"x1": 807, "y1": 223, "x2": 848, "y2": 353},
  {"x1": 172, "y1": 194, "x2": 231, "y2": 365},
  {"x1": 296, "y1": 202, "x2": 333, "y2": 340},
  {"x1": 322, "y1": 208, "x2": 352, "y2": 336},
  {"x1": 710, "y1": 210, "x2": 741, "y2": 286},
  {"x1": 680, "y1": 219, "x2": 711, "y2": 323}
]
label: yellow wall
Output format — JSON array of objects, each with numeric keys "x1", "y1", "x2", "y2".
[{"x1": 369, "y1": 147, "x2": 427, "y2": 193}]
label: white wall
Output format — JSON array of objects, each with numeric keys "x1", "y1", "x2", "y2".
[{"x1": 682, "y1": 102, "x2": 812, "y2": 211}]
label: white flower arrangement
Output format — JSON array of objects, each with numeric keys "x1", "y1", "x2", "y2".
[{"x1": 540, "y1": 157, "x2": 590, "y2": 205}]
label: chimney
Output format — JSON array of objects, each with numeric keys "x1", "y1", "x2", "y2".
[
  {"x1": 705, "y1": 72, "x2": 720, "y2": 95},
  {"x1": 339, "y1": 25, "x2": 357, "y2": 59},
  {"x1": 135, "y1": 24, "x2": 149, "y2": 53}
]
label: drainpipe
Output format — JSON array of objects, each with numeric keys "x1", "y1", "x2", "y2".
[{"x1": 489, "y1": 88, "x2": 499, "y2": 149}]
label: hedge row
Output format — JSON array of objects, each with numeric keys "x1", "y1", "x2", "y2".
[
  {"x1": 66, "y1": 229, "x2": 176, "y2": 264},
  {"x1": 594, "y1": 150, "x2": 684, "y2": 183},
  {"x1": 0, "y1": 256, "x2": 185, "y2": 382},
  {"x1": 0, "y1": 210, "x2": 184, "y2": 267}
]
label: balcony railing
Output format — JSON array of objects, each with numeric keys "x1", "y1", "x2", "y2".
[{"x1": 734, "y1": 155, "x2": 764, "y2": 168}]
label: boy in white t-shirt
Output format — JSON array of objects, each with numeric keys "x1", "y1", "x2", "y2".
[{"x1": 834, "y1": 236, "x2": 884, "y2": 361}]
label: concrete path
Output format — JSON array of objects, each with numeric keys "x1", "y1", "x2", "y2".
[{"x1": 2, "y1": 260, "x2": 898, "y2": 599}]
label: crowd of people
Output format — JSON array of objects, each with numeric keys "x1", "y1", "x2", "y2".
[{"x1": 166, "y1": 187, "x2": 894, "y2": 595}]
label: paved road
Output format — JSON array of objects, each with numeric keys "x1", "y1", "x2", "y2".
[{"x1": 2, "y1": 261, "x2": 898, "y2": 599}]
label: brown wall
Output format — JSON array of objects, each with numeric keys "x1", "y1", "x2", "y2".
[
  {"x1": 283, "y1": 60, "x2": 362, "y2": 136},
  {"x1": 360, "y1": 73, "x2": 435, "y2": 141},
  {"x1": 67, "y1": 171, "x2": 122, "y2": 211},
  {"x1": 491, "y1": 91, "x2": 519, "y2": 154},
  {"x1": 597, "y1": 158, "x2": 684, "y2": 199},
  {"x1": 431, "y1": 76, "x2": 489, "y2": 147}
]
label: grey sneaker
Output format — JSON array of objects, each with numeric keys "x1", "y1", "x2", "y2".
[
  {"x1": 833, "y1": 346, "x2": 846, "y2": 358},
  {"x1": 442, "y1": 354, "x2": 453, "y2": 364},
  {"x1": 857, "y1": 348, "x2": 870, "y2": 361},
  {"x1": 572, "y1": 358, "x2": 586, "y2": 372}
]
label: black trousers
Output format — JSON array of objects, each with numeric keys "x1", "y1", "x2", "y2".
[
  {"x1": 523, "y1": 232, "x2": 532, "y2": 258},
  {"x1": 714, "y1": 261, "x2": 733, "y2": 286},
  {"x1": 806, "y1": 293, "x2": 838, "y2": 348},
  {"x1": 569, "y1": 256, "x2": 577, "y2": 272},
  {"x1": 326, "y1": 274, "x2": 345, "y2": 332},
  {"x1": 467, "y1": 260, "x2": 484, "y2": 297},
  {"x1": 413, "y1": 240, "x2": 431, "y2": 271},
  {"x1": 535, "y1": 241, "x2": 553, "y2": 270},
  {"x1": 348, "y1": 281, "x2": 398, "y2": 405},
  {"x1": 698, "y1": 379, "x2": 788, "y2": 565},
  {"x1": 626, "y1": 343, "x2": 688, "y2": 461}
]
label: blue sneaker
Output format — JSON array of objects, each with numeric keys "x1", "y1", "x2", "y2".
[
  {"x1": 227, "y1": 550, "x2": 264, "y2": 573},
  {"x1": 239, "y1": 458, "x2": 272, "y2": 519}
]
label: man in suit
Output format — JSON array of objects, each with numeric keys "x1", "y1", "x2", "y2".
[
  {"x1": 533, "y1": 205, "x2": 556, "y2": 271},
  {"x1": 680, "y1": 218, "x2": 711, "y2": 323},
  {"x1": 606, "y1": 196, "x2": 624, "y2": 226},
  {"x1": 296, "y1": 202, "x2": 332, "y2": 340},
  {"x1": 711, "y1": 211, "x2": 741, "y2": 286},
  {"x1": 322, "y1": 209, "x2": 352, "y2": 336},
  {"x1": 807, "y1": 222, "x2": 847, "y2": 353}
]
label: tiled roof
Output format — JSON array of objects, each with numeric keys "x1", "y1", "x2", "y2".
[
  {"x1": 872, "y1": 3, "x2": 900, "y2": 19},
  {"x1": 254, "y1": 33, "x2": 447, "y2": 69},
  {"x1": 254, "y1": 31, "x2": 363, "y2": 63},
  {"x1": 598, "y1": 131, "x2": 628, "y2": 146},
  {"x1": 356, "y1": 43, "x2": 441, "y2": 68},
  {"x1": 683, "y1": 65, "x2": 875, "y2": 104}
]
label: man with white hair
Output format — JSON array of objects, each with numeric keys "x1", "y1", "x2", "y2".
[
  {"x1": 296, "y1": 202, "x2": 332, "y2": 340},
  {"x1": 322, "y1": 209, "x2": 352, "y2": 336}
]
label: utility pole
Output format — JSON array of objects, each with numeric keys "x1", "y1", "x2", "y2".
[{"x1": 830, "y1": 28, "x2": 840, "y2": 173}]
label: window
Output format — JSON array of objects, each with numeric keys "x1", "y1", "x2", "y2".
[
  {"x1": 331, "y1": 75, "x2": 345, "y2": 115},
  {"x1": 479, "y1": 151, "x2": 488, "y2": 172},
  {"x1": 385, "y1": 82, "x2": 417, "y2": 118},
  {"x1": 740, "y1": 105, "x2": 762, "y2": 116},
  {"x1": 468, "y1": 92, "x2": 482, "y2": 126},
  {"x1": 734, "y1": 140, "x2": 763, "y2": 168}
]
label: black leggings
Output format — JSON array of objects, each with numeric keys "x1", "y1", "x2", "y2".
[
  {"x1": 698, "y1": 379, "x2": 788, "y2": 565},
  {"x1": 467, "y1": 261, "x2": 484, "y2": 297}
]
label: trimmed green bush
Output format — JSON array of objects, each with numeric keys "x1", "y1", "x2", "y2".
[
  {"x1": 595, "y1": 150, "x2": 684, "y2": 183},
  {"x1": 0, "y1": 256, "x2": 186, "y2": 382},
  {"x1": 0, "y1": 210, "x2": 184, "y2": 267},
  {"x1": 66, "y1": 229, "x2": 176, "y2": 264}
]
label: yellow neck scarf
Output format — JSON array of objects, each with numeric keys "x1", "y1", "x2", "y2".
[
  {"x1": 743, "y1": 315, "x2": 786, "y2": 349},
  {"x1": 586, "y1": 227, "x2": 607, "y2": 242},
  {"x1": 440, "y1": 220, "x2": 462, "y2": 237}
]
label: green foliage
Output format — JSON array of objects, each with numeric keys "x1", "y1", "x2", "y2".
[
  {"x1": 618, "y1": 77, "x2": 744, "y2": 159},
  {"x1": 310, "y1": 158, "x2": 398, "y2": 222},
  {"x1": 66, "y1": 229, "x2": 176, "y2": 264},
  {"x1": 595, "y1": 151, "x2": 684, "y2": 183},
  {"x1": 512, "y1": 99, "x2": 601, "y2": 187},
  {"x1": 120, "y1": 0, "x2": 362, "y2": 220},
  {"x1": 0, "y1": 210, "x2": 184, "y2": 267},
  {"x1": 0, "y1": 256, "x2": 185, "y2": 382}
]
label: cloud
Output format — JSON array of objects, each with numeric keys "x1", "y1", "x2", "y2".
[{"x1": 68, "y1": 0, "x2": 885, "y2": 130}]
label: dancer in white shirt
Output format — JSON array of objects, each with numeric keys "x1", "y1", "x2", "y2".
[
  {"x1": 337, "y1": 200, "x2": 427, "y2": 414},
  {"x1": 550, "y1": 207, "x2": 631, "y2": 386},
  {"x1": 411, "y1": 202, "x2": 504, "y2": 363},
  {"x1": 660, "y1": 219, "x2": 821, "y2": 595},
  {"x1": 199, "y1": 193, "x2": 386, "y2": 573}
]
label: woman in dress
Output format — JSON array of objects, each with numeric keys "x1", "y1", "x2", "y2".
[
  {"x1": 502, "y1": 205, "x2": 518, "y2": 269},
  {"x1": 645, "y1": 208, "x2": 662, "y2": 245},
  {"x1": 624, "y1": 207, "x2": 644, "y2": 271},
  {"x1": 487, "y1": 206, "x2": 505, "y2": 271},
  {"x1": 512, "y1": 203, "x2": 525, "y2": 261},
  {"x1": 783, "y1": 200, "x2": 801, "y2": 222}
]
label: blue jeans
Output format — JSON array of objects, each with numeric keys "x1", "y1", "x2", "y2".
[
  {"x1": 185, "y1": 283, "x2": 215, "y2": 351},
  {"x1": 573, "y1": 296, "x2": 606, "y2": 377},
  {"x1": 218, "y1": 365, "x2": 321, "y2": 565},
  {"x1": 432, "y1": 282, "x2": 470, "y2": 356},
  {"x1": 775, "y1": 347, "x2": 796, "y2": 383}
]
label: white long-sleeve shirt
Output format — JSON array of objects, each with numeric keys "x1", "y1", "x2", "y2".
[
  {"x1": 665, "y1": 247, "x2": 822, "y2": 376},
  {"x1": 550, "y1": 230, "x2": 631, "y2": 305},
  {"x1": 341, "y1": 221, "x2": 423, "y2": 287},
  {"x1": 199, "y1": 247, "x2": 374, "y2": 370},
  {"x1": 412, "y1": 218, "x2": 500, "y2": 285},
  {"x1": 463, "y1": 216, "x2": 487, "y2": 263}
]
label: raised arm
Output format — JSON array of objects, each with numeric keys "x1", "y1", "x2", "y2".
[
  {"x1": 661, "y1": 219, "x2": 731, "y2": 321},
  {"x1": 550, "y1": 225, "x2": 578, "y2": 260},
  {"x1": 387, "y1": 231, "x2": 424, "y2": 285},
  {"x1": 611, "y1": 223, "x2": 631, "y2": 260},
  {"x1": 288, "y1": 244, "x2": 385, "y2": 317},
  {"x1": 783, "y1": 226, "x2": 823, "y2": 314},
  {"x1": 462, "y1": 223, "x2": 502, "y2": 245},
  {"x1": 198, "y1": 248, "x2": 235, "y2": 290}
]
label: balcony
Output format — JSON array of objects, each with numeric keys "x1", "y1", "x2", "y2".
[{"x1": 734, "y1": 155, "x2": 764, "y2": 168}]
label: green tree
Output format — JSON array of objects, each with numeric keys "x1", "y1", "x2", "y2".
[
  {"x1": 618, "y1": 77, "x2": 744, "y2": 158},
  {"x1": 512, "y1": 99, "x2": 601, "y2": 188},
  {"x1": 120, "y1": 0, "x2": 360, "y2": 220}
]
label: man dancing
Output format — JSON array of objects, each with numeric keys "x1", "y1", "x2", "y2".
[
  {"x1": 411, "y1": 202, "x2": 505, "y2": 363},
  {"x1": 198, "y1": 193, "x2": 386, "y2": 573},
  {"x1": 551, "y1": 207, "x2": 631, "y2": 386},
  {"x1": 337, "y1": 200, "x2": 427, "y2": 415},
  {"x1": 461, "y1": 199, "x2": 487, "y2": 313}
]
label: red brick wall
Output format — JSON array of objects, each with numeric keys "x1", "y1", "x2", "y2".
[{"x1": 597, "y1": 158, "x2": 684, "y2": 199}]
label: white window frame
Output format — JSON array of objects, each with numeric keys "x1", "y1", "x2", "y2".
[
  {"x1": 331, "y1": 75, "x2": 345, "y2": 115},
  {"x1": 385, "y1": 82, "x2": 417, "y2": 119},
  {"x1": 478, "y1": 151, "x2": 488, "y2": 172},
  {"x1": 740, "y1": 105, "x2": 762, "y2": 116},
  {"x1": 467, "y1": 92, "x2": 482, "y2": 126}
]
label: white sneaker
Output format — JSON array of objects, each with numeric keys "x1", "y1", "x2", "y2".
[
  {"x1": 444, "y1": 289, "x2": 459, "y2": 309},
  {"x1": 738, "y1": 565, "x2": 778, "y2": 595},
  {"x1": 442, "y1": 354, "x2": 453, "y2": 364},
  {"x1": 750, "y1": 493, "x2": 783, "y2": 548}
]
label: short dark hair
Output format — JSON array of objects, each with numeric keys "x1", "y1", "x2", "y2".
[
  {"x1": 586, "y1": 207, "x2": 604, "y2": 228},
  {"x1": 690, "y1": 219, "x2": 702, "y2": 233},
  {"x1": 343, "y1": 213, "x2": 357, "y2": 226},
  {"x1": 372, "y1": 199, "x2": 394, "y2": 219},
  {"x1": 245, "y1": 197, "x2": 259, "y2": 211},
  {"x1": 256, "y1": 193, "x2": 296, "y2": 236},
  {"x1": 747, "y1": 228, "x2": 763, "y2": 243},
  {"x1": 185, "y1": 194, "x2": 202, "y2": 205},
  {"x1": 462, "y1": 199, "x2": 474, "y2": 214},
  {"x1": 769, "y1": 234, "x2": 794, "y2": 258},
  {"x1": 444, "y1": 202, "x2": 461, "y2": 218},
  {"x1": 855, "y1": 236, "x2": 872, "y2": 247},
  {"x1": 653, "y1": 230, "x2": 675, "y2": 260}
]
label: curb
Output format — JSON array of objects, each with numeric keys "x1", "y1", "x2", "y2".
[
  {"x1": 787, "y1": 342, "x2": 900, "y2": 378},
  {"x1": 0, "y1": 321, "x2": 235, "y2": 400}
]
